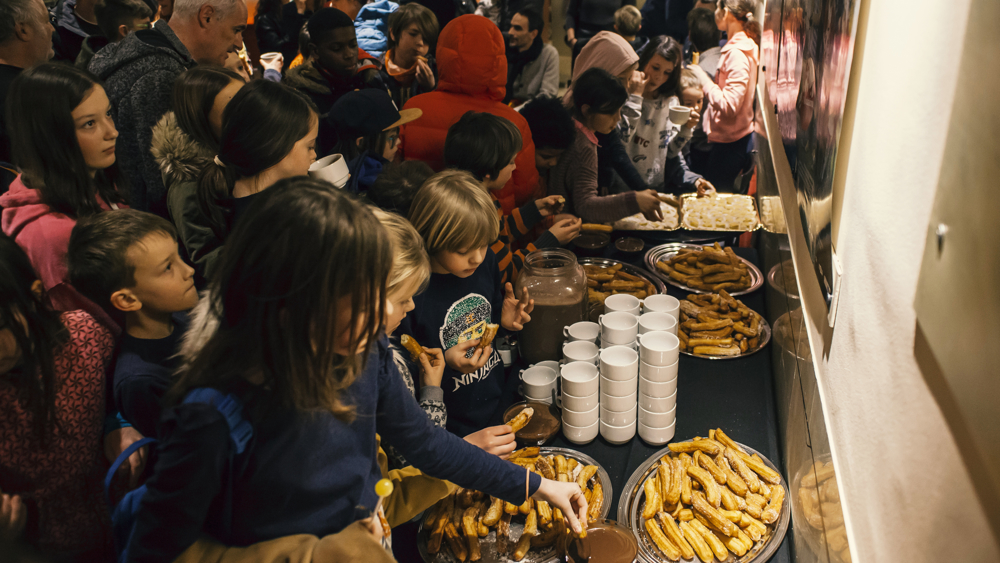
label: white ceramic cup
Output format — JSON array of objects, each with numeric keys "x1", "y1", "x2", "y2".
[
  {"x1": 642, "y1": 294, "x2": 680, "y2": 318},
  {"x1": 601, "y1": 339, "x2": 636, "y2": 351},
  {"x1": 563, "y1": 403, "x2": 600, "y2": 427},
  {"x1": 639, "y1": 404, "x2": 677, "y2": 427},
  {"x1": 599, "y1": 312, "x2": 639, "y2": 345},
  {"x1": 604, "y1": 294, "x2": 642, "y2": 316},
  {"x1": 519, "y1": 365, "x2": 558, "y2": 401},
  {"x1": 601, "y1": 389, "x2": 637, "y2": 412},
  {"x1": 600, "y1": 374, "x2": 638, "y2": 397},
  {"x1": 308, "y1": 154, "x2": 350, "y2": 188},
  {"x1": 562, "y1": 390, "x2": 599, "y2": 412},
  {"x1": 639, "y1": 390, "x2": 677, "y2": 413},
  {"x1": 639, "y1": 331, "x2": 680, "y2": 366},
  {"x1": 560, "y1": 361, "x2": 600, "y2": 397},
  {"x1": 638, "y1": 418, "x2": 677, "y2": 445},
  {"x1": 599, "y1": 418, "x2": 637, "y2": 444},
  {"x1": 638, "y1": 312, "x2": 678, "y2": 336},
  {"x1": 640, "y1": 374, "x2": 678, "y2": 398},
  {"x1": 563, "y1": 418, "x2": 599, "y2": 445},
  {"x1": 639, "y1": 359, "x2": 678, "y2": 382},
  {"x1": 600, "y1": 404, "x2": 637, "y2": 426},
  {"x1": 563, "y1": 321, "x2": 601, "y2": 343},
  {"x1": 600, "y1": 345, "x2": 639, "y2": 381},
  {"x1": 669, "y1": 105, "x2": 692, "y2": 126},
  {"x1": 530, "y1": 360, "x2": 561, "y2": 373},
  {"x1": 563, "y1": 341, "x2": 599, "y2": 365}
]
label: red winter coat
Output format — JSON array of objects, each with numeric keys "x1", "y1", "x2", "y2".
[{"x1": 399, "y1": 15, "x2": 539, "y2": 214}]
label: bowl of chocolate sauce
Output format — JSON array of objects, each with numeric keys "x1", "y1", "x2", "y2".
[
  {"x1": 503, "y1": 400, "x2": 561, "y2": 446},
  {"x1": 581, "y1": 519, "x2": 638, "y2": 563}
]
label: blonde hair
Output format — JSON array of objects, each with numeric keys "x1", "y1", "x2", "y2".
[
  {"x1": 680, "y1": 68, "x2": 702, "y2": 91},
  {"x1": 408, "y1": 170, "x2": 500, "y2": 255},
  {"x1": 373, "y1": 208, "x2": 431, "y2": 295},
  {"x1": 614, "y1": 5, "x2": 642, "y2": 36}
]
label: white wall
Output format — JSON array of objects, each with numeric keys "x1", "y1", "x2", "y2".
[{"x1": 813, "y1": 0, "x2": 1000, "y2": 560}]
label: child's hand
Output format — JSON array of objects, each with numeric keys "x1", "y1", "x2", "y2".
[
  {"x1": 444, "y1": 340, "x2": 491, "y2": 374},
  {"x1": 501, "y1": 283, "x2": 534, "y2": 331},
  {"x1": 549, "y1": 216, "x2": 583, "y2": 245},
  {"x1": 260, "y1": 53, "x2": 283, "y2": 73},
  {"x1": 532, "y1": 479, "x2": 588, "y2": 535},
  {"x1": 685, "y1": 107, "x2": 701, "y2": 129},
  {"x1": 695, "y1": 178, "x2": 716, "y2": 197},
  {"x1": 636, "y1": 190, "x2": 665, "y2": 222},
  {"x1": 535, "y1": 195, "x2": 565, "y2": 217},
  {"x1": 0, "y1": 491, "x2": 26, "y2": 539},
  {"x1": 418, "y1": 348, "x2": 445, "y2": 388},
  {"x1": 464, "y1": 425, "x2": 517, "y2": 458},
  {"x1": 415, "y1": 57, "x2": 435, "y2": 89},
  {"x1": 627, "y1": 70, "x2": 649, "y2": 96},
  {"x1": 105, "y1": 426, "x2": 148, "y2": 489}
]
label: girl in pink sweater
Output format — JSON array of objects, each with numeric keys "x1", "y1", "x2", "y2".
[
  {"x1": 689, "y1": 0, "x2": 760, "y2": 192},
  {"x1": 0, "y1": 63, "x2": 126, "y2": 333}
]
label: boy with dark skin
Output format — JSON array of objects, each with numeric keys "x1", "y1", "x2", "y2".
[{"x1": 284, "y1": 7, "x2": 382, "y2": 114}]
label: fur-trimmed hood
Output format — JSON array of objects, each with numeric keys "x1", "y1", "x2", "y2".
[
  {"x1": 176, "y1": 291, "x2": 220, "y2": 370},
  {"x1": 150, "y1": 111, "x2": 214, "y2": 188}
]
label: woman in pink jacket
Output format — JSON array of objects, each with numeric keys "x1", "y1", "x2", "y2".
[
  {"x1": 689, "y1": 0, "x2": 760, "y2": 192},
  {"x1": 0, "y1": 64, "x2": 126, "y2": 333}
]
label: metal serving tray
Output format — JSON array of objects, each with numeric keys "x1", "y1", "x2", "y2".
[{"x1": 644, "y1": 243, "x2": 764, "y2": 297}]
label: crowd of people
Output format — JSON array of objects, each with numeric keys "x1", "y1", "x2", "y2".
[{"x1": 0, "y1": 0, "x2": 760, "y2": 560}]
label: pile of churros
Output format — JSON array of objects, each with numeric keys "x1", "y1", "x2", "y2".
[
  {"x1": 677, "y1": 290, "x2": 763, "y2": 357},
  {"x1": 640, "y1": 429, "x2": 785, "y2": 562},
  {"x1": 423, "y1": 448, "x2": 604, "y2": 562},
  {"x1": 798, "y1": 460, "x2": 850, "y2": 562},
  {"x1": 585, "y1": 262, "x2": 658, "y2": 306},
  {"x1": 654, "y1": 243, "x2": 753, "y2": 293}
]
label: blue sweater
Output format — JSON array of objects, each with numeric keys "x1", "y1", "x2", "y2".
[
  {"x1": 127, "y1": 336, "x2": 539, "y2": 563},
  {"x1": 398, "y1": 250, "x2": 508, "y2": 437},
  {"x1": 113, "y1": 312, "x2": 189, "y2": 438}
]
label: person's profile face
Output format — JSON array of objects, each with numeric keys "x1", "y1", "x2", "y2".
[{"x1": 313, "y1": 26, "x2": 359, "y2": 78}]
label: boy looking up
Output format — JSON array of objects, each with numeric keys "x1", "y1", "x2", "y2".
[
  {"x1": 443, "y1": 111, "x2": 581, "y2": 285},
  {"x1": 67, "y1": 209, "x2": 198, "y2": 438}
]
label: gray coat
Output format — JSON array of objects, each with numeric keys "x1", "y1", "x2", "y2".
[
  {"x1": 89, "y1": 21, "x2": 195, "y2": 217},
  {"x1": 511, "y1": 43, "x2": 560, "y2": 106}
]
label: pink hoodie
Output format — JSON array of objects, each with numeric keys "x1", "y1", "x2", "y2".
[
  {"x1": 703, "y1": 31, "x2": 759, "y2": 144},
  {"x1": 1, "y1": 175, "x2": 122, "y2": 333}
]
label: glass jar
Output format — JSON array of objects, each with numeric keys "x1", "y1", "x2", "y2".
[{"x1": 514, "y1": 249, "x2": 589, "y2": 364}]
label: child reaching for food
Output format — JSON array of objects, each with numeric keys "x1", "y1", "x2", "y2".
[
  {"x1": 124, "y1": 178, "x2": 586, "y2": 563},
  {"x1": 401, "y1": 170, "x2": 536, "y2": 438},
  {"x1": 548, "y1": 68, "x2": 666, "y2": 224}
]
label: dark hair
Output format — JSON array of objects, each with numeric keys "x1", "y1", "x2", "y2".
[
  {"x1": 367, "y1": 160, "x2": 434, "y2": 216},
  {"x1": 256, "y1": 0, "x2": 283, "y2": 20},
  {"x1": 197, "y1": 80, "x2": 317, "y2": 239},
  {"x1": 307, "y1": 8, "x2": 355, "y2": 43},
  {"x1": 172, "y1": 177, "x2": 392, "y2": 422},
  {"x1": 94, "y1": 0, "x2": 152, "y2": 40},
  {"x1": 331, "y1": 127, "x2": 395, "y2": 162},
  {"x1": 6, "y1": 63, "x2": 126, "y2": 218},
  {"x1": 443, "y1": 111, "x2": 522, "y2": 182},
  {"x1": 387, "y1": 2, "x2": 439, "y2": 52},
  {"x1": 298, "y1": 26, "x2": 312, "y2": 60},
  {"x1": 572, "y1": 67, "x2": 628, "y2": 117},
  {"x1": 172, "y1": 66, "x2": 245, "y2": 152},
  {"x1": 515, "y1": 7, "x2": 543, "y2": 33},
  {"x1": 0, "y1": 235, "x2": 69, "y2": 444},
  {"x1": 520, "y1": 96, "x2": 575, "y2": 151},
  {"x1": 637, "y1": 36, "x2": 683, "y2": 98},
  {"x1": 687, "y1": 8, "x2": 721, "y2": 53},
  {"x1": 719, "y1": 0, "x2": 761, "y2": 46},
  {"x1": 67, "y1": 209, "x2": 177, "y2": 307}
]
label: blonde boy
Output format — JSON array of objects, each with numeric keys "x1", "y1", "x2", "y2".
[{"x1": 401, "y1": 170, "x2": 534, "y2": 437}]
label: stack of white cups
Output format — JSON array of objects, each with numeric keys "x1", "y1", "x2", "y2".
[
  {"x1": 636, "y1": 327, "x2": 680, "y2": 445},
  {"x1": 560, "y1": 361, "x2": 600, "y2": 444},
  {"x1": 597, "y1": 311, "x2": 639, "y2": 444}
]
